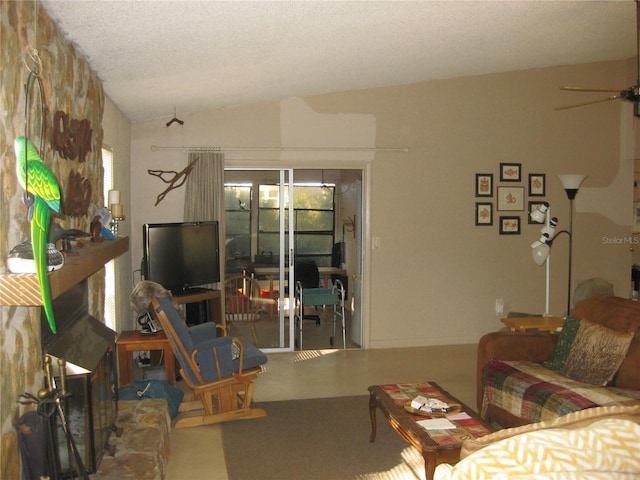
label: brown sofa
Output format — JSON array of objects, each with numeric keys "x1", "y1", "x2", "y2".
[{"x1": 477, "y1": 295, "x2": 640, "y2": 428}]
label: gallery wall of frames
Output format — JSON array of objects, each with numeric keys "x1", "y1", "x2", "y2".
[{"x1": 475, "y1": 163, "x2": 546, "y2": 234}]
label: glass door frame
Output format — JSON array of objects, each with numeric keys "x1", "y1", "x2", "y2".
[{"x1": 225, "y1": 167, "x2": 296, "y2": 352}]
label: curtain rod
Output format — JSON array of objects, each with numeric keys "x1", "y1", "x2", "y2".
[{"x1": 150, "y1": 145, "x2": 409, "y2": 153}]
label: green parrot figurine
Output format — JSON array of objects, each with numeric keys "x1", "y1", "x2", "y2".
[{"x1": 14, "y1": 136, "x2": 62, "y2": 334}]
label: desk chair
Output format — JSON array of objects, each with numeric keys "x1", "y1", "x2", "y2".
[
  {"x1": 294, "y1": 261, "x2": 322, "y2": 324},
  {"x1": 224, "y1": 274, "x2": 263, "y2": 346},
  {"x1": 150, "y1": 295, "x2": 267, "y2": 428}
]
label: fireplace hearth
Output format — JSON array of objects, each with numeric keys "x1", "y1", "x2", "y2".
[{"x1": 42, "y1": 279, "x2": 118, "y2": 476}]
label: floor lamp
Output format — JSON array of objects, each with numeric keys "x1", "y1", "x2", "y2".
[
  {"x1": 530, "y1": 174, "x2": 586, "y2": 316},
  {"x1": 558, "y1": 174, "x2": 587, "y2": 315}
]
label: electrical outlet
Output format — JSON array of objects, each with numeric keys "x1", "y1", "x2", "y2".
[{"x1": 495, "y1": 299, "x2": 504, "y2": 317}]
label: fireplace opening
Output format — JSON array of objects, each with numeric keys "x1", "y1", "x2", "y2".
[{"x1": 41, "y1": 279, "x2": 118, "y2": 476}]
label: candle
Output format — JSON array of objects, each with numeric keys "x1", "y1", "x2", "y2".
[
  {"x1": 110, "y1": 203, "x2": 123, "y2": 218},
  {"x1": 108, "y1": 189, "x2": 120, "y2": 206}
]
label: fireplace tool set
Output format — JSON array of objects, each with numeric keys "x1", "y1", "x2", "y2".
[{"x1": 18, "y1": 355, "x2": 89, "y2": 480}]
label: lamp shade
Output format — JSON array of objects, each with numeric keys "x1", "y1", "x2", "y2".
[
  {"x1": 532, "y1": 242, "x2": 550, "y2": 266},
  {"x1": 558, "y1": 174, "x2": 586, "y2": 199},
  {"x1": 557, "y1": 174, "x2": 586, "y2": 190},
  {"x1": 530, "y1": 202, "x2": 549, "y2": 223}
]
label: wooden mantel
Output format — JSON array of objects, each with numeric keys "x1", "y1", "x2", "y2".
[{"x1": 0, "y1": 237, "x2": 129, "y2": 306}]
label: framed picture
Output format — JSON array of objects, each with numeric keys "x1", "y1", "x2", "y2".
[
  {"x1": 497, "y1": 186, "x2": 524, "y2": 211},
  {"x1": 475, "y1": 202, "x2": 493, "y2": 226},
  {"x1": 528, "y1": 201, "x2": 547, "y2": 224},
  {"x1": 475, "y1": 173, "x2": 493, "y2": 197},
  {"x1": 528, "y1": 173, "x2": 546, "y2": 196},
  {"x1": 499, "y1": 216, "x2": 521, "y2": 235},
  {"x1": 500, "y1": 163, "x2": 521, "y2": 182}
]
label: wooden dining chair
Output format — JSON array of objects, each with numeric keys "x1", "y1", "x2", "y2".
[{"x1": 223, "y1": 274, "x2": 263, "y2": 346}]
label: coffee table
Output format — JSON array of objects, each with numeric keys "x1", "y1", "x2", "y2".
[{"x1": 368, "y1": 382, "x2": 494, "y2": 479}]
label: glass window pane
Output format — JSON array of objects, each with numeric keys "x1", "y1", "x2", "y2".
[
  {"x1": 259, "y1": 209, "x2": 289, "y2": 232},
  {"x1": 294, "y1": 185, "x2": 334, "y2": 209},
  {"x1": 225, "y1": 186, "x2": 251, "y2": 210},
  {"x1": 226, "y1": 211, "x2": 250, "y2": 235},
  {"x1": 296, "y1": 210, "x2": 333, "y2": 231},
  {"x1": 259, "y1": 185, "x2": 289, "y2": 208},
  {"x1": 258, "y1": 233, "x2": 289, "y2": 255},
  {"x1": 296, "y1": 234, "x2": 333, "y2": 255}
]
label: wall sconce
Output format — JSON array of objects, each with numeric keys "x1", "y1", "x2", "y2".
[{"x1": 107, "y1": 189, "x2": 125, "y2": 237}]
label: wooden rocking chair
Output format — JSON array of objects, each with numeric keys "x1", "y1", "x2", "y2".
[{"x1": 150, "y1": 295, "x2": 267, "y2": 428}]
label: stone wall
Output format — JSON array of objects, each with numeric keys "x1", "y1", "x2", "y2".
[{"x1": 0, "y1": 2, "x2": 105, "y2": 478}]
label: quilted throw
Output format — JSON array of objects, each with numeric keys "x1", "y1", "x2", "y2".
[
  {"x1": 434, "y1": 418, "x2": 640, "y2": 479},
  {"x1": 482, "y1": 360, "x2": 640, "y2": 424}
]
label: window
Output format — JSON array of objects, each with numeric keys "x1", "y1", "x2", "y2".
[
  {"x1": 259, "y1": 184, "x2": 335, "y2": 266},
  {"x1": 102, "y1": 147, "x2": 116, "y2": 329},
  {"x1": 225, "y1": 184, "x2": 252, "y2": 274},
  {"x1": 224, "y1": 182, "x2": 336, "y2": 271}
]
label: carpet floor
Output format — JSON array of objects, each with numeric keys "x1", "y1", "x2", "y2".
[{"x1": 221, "y1": 395, "x2": 426, "y2": 480}]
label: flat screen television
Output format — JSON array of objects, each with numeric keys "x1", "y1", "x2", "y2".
[{"x1": 142, "y1": 221, "x2": 221, "y2": 295}]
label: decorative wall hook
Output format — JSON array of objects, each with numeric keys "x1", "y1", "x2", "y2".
[{"x1": 166, "y1": 108, "x2": 184, "y2": 127}]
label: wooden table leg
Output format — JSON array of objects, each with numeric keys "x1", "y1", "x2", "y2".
[
  {"x1": 163, "y1": 343, "x2": 175, "y2": 384},
  {"x1": 423, "y1": 452, "x2": 436, "y2": 480},
  {"x1": 117, "y1": 345, "x2": 134, "y2": 386},
  {"x1": 369, "y1": 390, "x2": 378, "y2": 442}
]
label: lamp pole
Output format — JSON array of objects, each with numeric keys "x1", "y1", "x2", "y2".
[{"x1": 558, "y1": 174, "x2": 586, "y2": 317}]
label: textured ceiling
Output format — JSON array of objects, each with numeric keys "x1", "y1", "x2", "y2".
[{"x1": 40, "y1": 1, "x2": 637, "y2": 123}]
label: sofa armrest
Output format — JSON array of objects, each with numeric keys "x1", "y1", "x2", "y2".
[{"x1": 476, "y1": 331, "x2": 559, "y2": 410}]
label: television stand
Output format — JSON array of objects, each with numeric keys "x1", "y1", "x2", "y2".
[
  {"x1": 174, "y1": 287, "x2": 212, "y2": 296},
  {"x1": 172, "y1": 289, "x2": 222, "y2": 325}
]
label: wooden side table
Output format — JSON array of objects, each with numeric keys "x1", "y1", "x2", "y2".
[
  {"x1": 116, "y1": 330, "x2": 175, "y2": 386},
  {"x1": 501, "y1": 316, "x2": 564, "y2": 332}
]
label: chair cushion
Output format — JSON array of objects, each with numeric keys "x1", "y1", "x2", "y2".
[
  {"x1": 194, "y1": 336, "x2": 235, "y2": 381},
  {"x1": 154, "y1": 296, "x2": 199, "y2": 384},
  {"x1": 189, "y1": 321, "x2": 219, "y2": 345},
  {"x1": 194, "y1": 337, "x2": 267, "y2": 382},
  {"x1": 233, "y1": 342, "x2": 268, "y2": 371}
]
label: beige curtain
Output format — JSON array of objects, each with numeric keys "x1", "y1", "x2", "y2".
[{"x1": 183, "y1": 151, "x2": 225, "y2": 281}]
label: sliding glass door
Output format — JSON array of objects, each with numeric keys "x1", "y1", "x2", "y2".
[
  {"x1": 224, "y1": 167, "x2": 364, "y2": 351},
  {"x1": 225, "y1": 169, "x2": 295, "y2": 351}
]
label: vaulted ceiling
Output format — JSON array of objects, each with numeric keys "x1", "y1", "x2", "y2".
[{"x1": 41, "y1": 1, "x2": 636, "y2": 123}]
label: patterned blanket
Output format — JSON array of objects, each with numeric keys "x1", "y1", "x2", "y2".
[{"x1": 482, "y1": 360, "x2": 640, "y2": 423}]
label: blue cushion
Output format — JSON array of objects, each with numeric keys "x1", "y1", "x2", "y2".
[
  {"x1": 155, "y1": 296, "x2": 199, "y2": 383},
  {"x1": 190, "y1": 321, "x2": 219, "y2": 345},
  {"x1": 234, "y1": 342, "x2": 268, "y2": 371},
  {"x1": 194, "y1": 337, "x2": 235, "y2": 381}
]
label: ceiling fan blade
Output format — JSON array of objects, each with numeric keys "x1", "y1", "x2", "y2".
[
  {"x1": 560, "y1": 86, "x2": 623, "y2": 93},
  {"x1": 554, "y1": 94, "x2": 621, "y2": 111}
]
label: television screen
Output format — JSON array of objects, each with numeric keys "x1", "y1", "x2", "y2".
[{"x1": 142, "y1": 221, "x2": 220, "y2": 294}]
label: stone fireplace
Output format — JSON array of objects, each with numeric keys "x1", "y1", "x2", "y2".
[{"x1": 42, "y1": 279, "x2": 118, "y2": 476}]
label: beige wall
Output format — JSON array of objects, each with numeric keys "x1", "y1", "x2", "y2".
[
  {"x1": 103, "y1": 97, "x2": 133, "y2": 330},
  {"x1": 129, "y1": 58, "x2": 638, "y2": 349}
]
